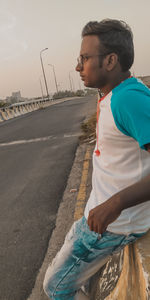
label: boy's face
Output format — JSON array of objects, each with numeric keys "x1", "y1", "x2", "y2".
[{"x1": 76, "y1": 35, "x2": 108, "y2": 89}]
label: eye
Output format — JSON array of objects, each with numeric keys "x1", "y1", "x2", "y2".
[{"x1": 82, "y1": 56, "x2": 89, "y2": 63}]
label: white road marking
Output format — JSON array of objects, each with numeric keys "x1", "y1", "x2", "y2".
[
  {"x1": 0, "y1": 133, "x2": 79, "y2": 147},
  {"x1": 63, "y1": 133, "x2": 79, "y2": 138},
  {"x1": 0, "y1": 136, "x2": 54, "y2": 147}
]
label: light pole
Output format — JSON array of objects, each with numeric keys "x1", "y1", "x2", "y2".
[
  {"x1": 69, "y1": 71, "x2": 75, "y2": 91},
  {"x1": 69, "y1": 71, "x2": 73, "y2": 91},
  {"x1": 40, "y1": 48, "x2": 49, "y2": 100},
  {"x1": 57, "y1": 82, "x2": 62, "y2": 91},
  {"x1": 39, "y1": 78, "x2": 44, "y2": 100},
  {"x1": 78, "y1": 80, "x2": 81, "y2": 90},
  {"x1": 75, "y1": 72, "x2": 81, "y2": 90},
  {"x1": 48, "y1": 64, "x2": 58, "y2": 93}
]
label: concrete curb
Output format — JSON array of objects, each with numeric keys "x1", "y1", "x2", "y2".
[
  {"x1": 104, "y1": 231, "x2": 150, "y2": 300},
  {"x1": 135, "y1": 231, "x2": 150, "y2": 298},
  {"x1": 105, "y1": 246, "x2": 132, "y2": 300}
]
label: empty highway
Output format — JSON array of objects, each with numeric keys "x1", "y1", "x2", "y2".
[{"x1": 0, "y1": 96, "x2": 96, "y2": 300}]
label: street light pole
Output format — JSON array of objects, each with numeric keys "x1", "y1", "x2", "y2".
[
  {"x1": 48, "y1": 64, "x2": 58, "y2": 93},
  {"x1": 40, "y1": 48, "x2": 49, "y2": 100},
  {"x1": 39, "y1": 78, "x2": 44, "y2": 100},
  {"x1": 71, "y1": 76, "x2": 75, "y2": 91},
  {"x1": 69, "y1": 71, "x2": 73, "y2": 91},
  {"x1": 69, "y1": 71, "x2": 75, "y2": 91}
]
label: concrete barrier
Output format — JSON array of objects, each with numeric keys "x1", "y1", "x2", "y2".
[
  {"x1": 0, "y1": 111, "x2": 4, "y2": 122},
  {"x1": 22, "y1": 105, "x2": 27, "y2": 113},
  {"x1": 31, "y1": 103, "x2": 35, "y2": 110},
  {"x1": 6, "y1": 108, "x2": 15, "y2": 119},
  {"x1": 28, "y1": 104, "x2": 32, "y2": 111},
  {"x1": 13, "y1": 106, "x2": 20, "y2": 117},
  {"x1": 16, "y1": 106, "x2": 21, "y2": 116},
  {"x1": 0, "y1": 109, "x2": 9, "y2": 120},
  {"x1": 0, "y1": 97, "x2": 77, "y2": 123},
  {"x1": 11, "y1": 107, "x2": 16, "y2": 117},
  {"x1": 10, "y1": 109, "x2": 15, "y2": 118},
  {"x1": 33, "y1": 103, "x2": 38, "y2": 110},
  {"x1": 24, "y1": 105, "x2": 30, "y2": 112},
  {"x1": 36, "y1": 102, "x2": 40, "y2": 109},
  {"x1": 95, "y1": 230, "x2": 150, "y2": 299},
  {"x1": 22, "y1": 105, "x2": 28, "y2": 114},
  {"x1": 18, "y1": 105, "x2": 24, "y2": 114}
]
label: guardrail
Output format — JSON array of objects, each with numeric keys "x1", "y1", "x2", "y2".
[{"x1": 0, "y1": 98, "x2": 52, "y2": 122}]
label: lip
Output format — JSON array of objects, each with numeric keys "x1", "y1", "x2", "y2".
[{"x1": 80, "y1": 74, "x2": 85, "y2": 80}]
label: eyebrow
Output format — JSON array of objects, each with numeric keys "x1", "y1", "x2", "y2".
[{"x1": 80, "y1": 53, "x2": 89, "y2": 56}]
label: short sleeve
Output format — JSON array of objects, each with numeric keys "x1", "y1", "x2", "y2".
[{"x1": 111, "y1": 88, "x2": 150, "y2": 149}]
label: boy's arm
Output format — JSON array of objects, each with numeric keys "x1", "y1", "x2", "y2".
[{"x1": 87, "y1": 144, "x2": 150, "y2": 234}]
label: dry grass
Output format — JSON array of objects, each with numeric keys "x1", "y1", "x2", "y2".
[{"x1": 79, "y1": 112, "x2": 96, "y2": 143}]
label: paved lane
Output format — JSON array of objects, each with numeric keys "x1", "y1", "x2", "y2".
[{"x1": 0, "y1": 96, "x2": 96, "y2": 300}]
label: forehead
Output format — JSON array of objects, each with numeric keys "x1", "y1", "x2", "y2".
[{"x1": 80, "y1": 35, "x2": 101, "y2": 54}]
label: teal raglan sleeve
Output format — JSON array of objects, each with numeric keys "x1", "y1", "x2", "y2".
[{"x1": 111, "y1": 88, "x2": 150, "y2": 149}]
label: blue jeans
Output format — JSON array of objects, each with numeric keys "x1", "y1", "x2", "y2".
[{"x1": 43, "y1": 216, "x2": 145, "y2": 300}]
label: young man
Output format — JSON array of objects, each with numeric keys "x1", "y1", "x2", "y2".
[{"x1": 43, "y1": 19, "x2": 150, "y2": 300}]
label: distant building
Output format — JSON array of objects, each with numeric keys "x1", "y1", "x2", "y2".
[
  {"x1": 11, "y1": 91, "x2": 22, "y2": 102},
  {"x1": 6, "y1": 91, "x2": 28, "y2": 104}
]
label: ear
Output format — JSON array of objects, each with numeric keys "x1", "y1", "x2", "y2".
[{"x1": 105, "y1": 53, "x2": 119, "y2": 71}]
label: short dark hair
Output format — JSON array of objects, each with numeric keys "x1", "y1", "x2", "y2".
[{"x1": 82, "y1": 19, "x2": 134, "y2": 72}]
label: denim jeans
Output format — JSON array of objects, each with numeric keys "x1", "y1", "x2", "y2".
[{"x1": 43, "y1": 216, "x2": 145, "y2": 300}]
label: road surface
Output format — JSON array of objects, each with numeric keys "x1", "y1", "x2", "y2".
[{"x1": 0, "y1": 96, "x2": 96, "y2": 300}]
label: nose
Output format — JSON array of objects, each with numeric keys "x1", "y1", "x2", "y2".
[{"x1": 75, "y1": 62, "x2": 82, "y2": 72}]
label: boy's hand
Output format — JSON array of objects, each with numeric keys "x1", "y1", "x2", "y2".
[{"x1": 87, "y1": 195, "x2": 122, "y2": 234}]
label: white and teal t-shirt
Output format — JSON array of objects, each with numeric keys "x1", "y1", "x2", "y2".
[{"x1": 84, "y1": 77, "x2": 150, "y2": 234}]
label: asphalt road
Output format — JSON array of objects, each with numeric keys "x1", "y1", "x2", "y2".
[{"x1": 0, "y1": 96, "x2": 96, "y2": 300}]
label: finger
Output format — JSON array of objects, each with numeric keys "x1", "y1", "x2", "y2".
[
  {"x1": 87, "y1": 216, "x2": 91, "y2": 229},
  {"x1": 89, "y1": 219, "x2": 94, "y2": 231},
  {"x1": 87, "y1": 215, "x2": 90, "y2": 227},
  {"x1": 101, "y1": 225, "x2": 107, "y2": 234},
  {"x1": 98, "y1": 224, "x2": 102, "y2": 234},
  {"x1": 93, "y1": 224, "x2": 99, "y2": 233}
]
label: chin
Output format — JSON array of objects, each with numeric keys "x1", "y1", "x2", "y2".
[
  {"x1": 84, "y1": 81, "x2": 93, "y2": 88},
  {"x1": 84, "y1": 82, "x2": 97, "y2": 89}
]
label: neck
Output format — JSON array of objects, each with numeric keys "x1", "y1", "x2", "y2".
[{"x1": 100, "y1": 70, "x2": 131, "y2": 96}]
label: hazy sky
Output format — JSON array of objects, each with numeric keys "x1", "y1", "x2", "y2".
[{"x1": 0, "y1": 0, "x2": 150, "y2": 99}]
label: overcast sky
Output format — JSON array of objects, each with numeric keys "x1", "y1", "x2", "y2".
[{"x1": 0, "y1": 0, "x2": 149, "y2": 99}]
